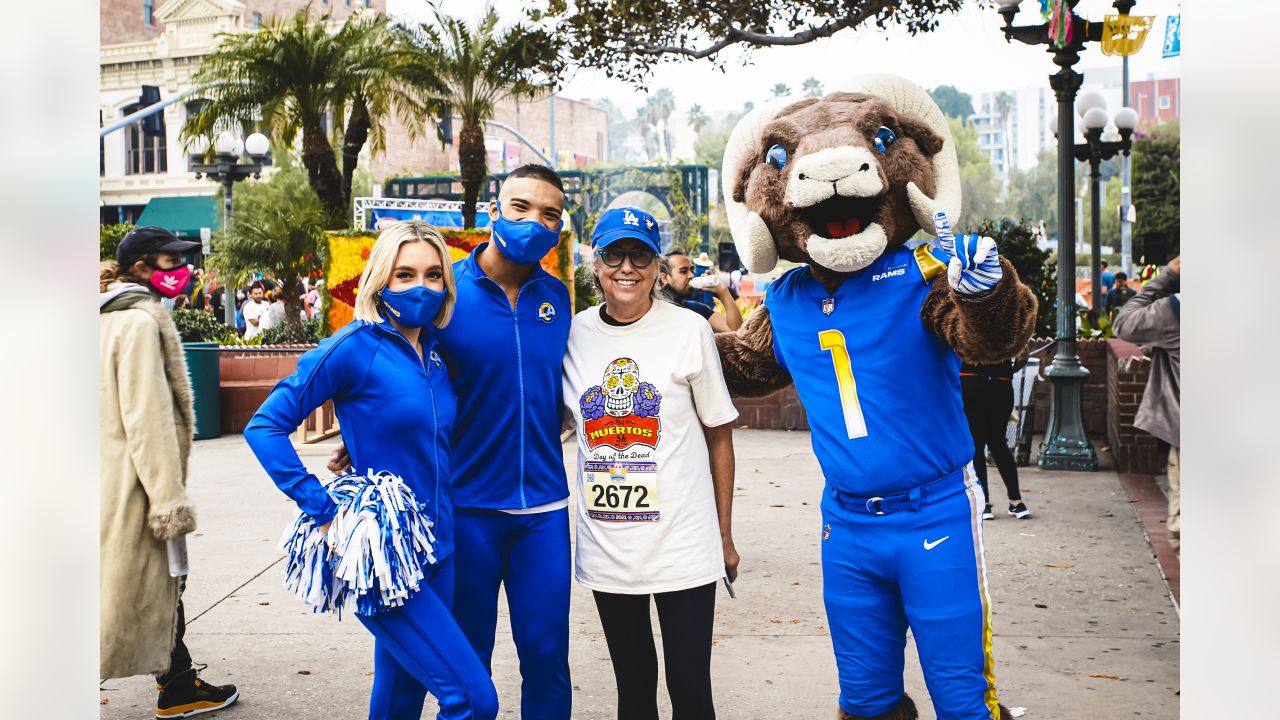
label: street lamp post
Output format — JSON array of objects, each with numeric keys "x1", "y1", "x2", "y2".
[
  {"x1": 995, "y1": 0, "x2": 1137, "y2": 471},
  {"x1": 1073, "y1": 96, "x2": 1138, "y2": 314},
  {"x1": 191, "y1": 131, "x2": 270, "y2": 328}
]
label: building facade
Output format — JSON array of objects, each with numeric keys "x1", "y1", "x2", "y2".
[{"x1": 100, "y1": 0, "x2": 606, "y2": 228}]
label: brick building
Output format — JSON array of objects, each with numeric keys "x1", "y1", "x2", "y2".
[
  {"x1": 1128, "y1": 77, "x2": 1180, "y2": 129},
  {"x1": 100, "y1": 0, "x2": 606, "y2": 228}
]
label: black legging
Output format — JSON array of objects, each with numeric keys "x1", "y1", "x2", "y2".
[
  {"x1": 593, "y1": 582, "x2": 717, "y2": 720},
  {"x1": 961, "y1": 375, "x2": 1021, "y2": 505}
]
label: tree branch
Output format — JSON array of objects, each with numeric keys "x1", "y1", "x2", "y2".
[{"x1": 625, "y1": 9, "x2": 876, "y2": 58}]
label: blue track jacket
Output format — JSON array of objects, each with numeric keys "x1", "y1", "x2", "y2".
[
  {"x1": 245, "y1": 318, "x2": 458, "y2": 559},
  {"x1": 437, "y1": 243, "x2": 571, "y2": 510}
]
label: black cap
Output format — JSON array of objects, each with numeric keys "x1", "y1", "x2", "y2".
[{"x1": 116, "y1": 226, "x2": 200, "y2": 267}]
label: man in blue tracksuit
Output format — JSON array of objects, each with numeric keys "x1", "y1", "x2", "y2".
[{"x1": 331, "y1": 164, "x2": 573, "y2": 718}]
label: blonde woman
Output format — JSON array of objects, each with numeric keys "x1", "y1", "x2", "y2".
[{"x1": 245, "y1": 221, "x2": 498, "y2": 720}]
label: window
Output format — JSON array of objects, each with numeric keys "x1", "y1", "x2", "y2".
[
  {"x1": 364, "y1": 0, "x2": 372, "y2": 6},
  {"x1": 1158, "y1": 95, "x2": 1170, "y2": 110},
  {"x1": 124, "y1": 103, "x2": 167, "y2": 175},
  {"x1": 144, "y1": 0, "x2": 154, "y2": 25},
  {"x1": 252, "y1": 11, "x2": 262, "y2": 29}
]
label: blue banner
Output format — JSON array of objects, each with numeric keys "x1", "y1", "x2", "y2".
[
  {"x1": 1162, "y1": 15, "x2": 1180, "y2": 59},
  {"x1": 368, "y1": 207, "x2": 492, "y2": 231}
]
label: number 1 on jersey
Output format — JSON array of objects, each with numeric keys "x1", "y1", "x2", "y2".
[{"x1": 818, "y1": 330, "x2": 868, "y2": 439}]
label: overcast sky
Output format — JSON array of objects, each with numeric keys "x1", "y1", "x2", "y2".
[{"x1": 388, "y1": 0, "x2": 1181, "y2": 119}]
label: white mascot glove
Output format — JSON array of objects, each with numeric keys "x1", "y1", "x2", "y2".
[{"x1": 933, "y1": 212, "x2": 1003, "y2": 296}]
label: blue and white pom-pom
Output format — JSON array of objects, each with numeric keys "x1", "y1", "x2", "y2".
[{"x1": 279, "y1": 469, "x2": 437, "y2": 618}]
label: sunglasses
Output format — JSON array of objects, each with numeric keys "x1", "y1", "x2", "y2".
[{"x1": 595, "y1": 247, "x2": 656, "y2": 269}]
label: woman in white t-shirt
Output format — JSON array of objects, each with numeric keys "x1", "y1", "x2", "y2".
[{"x1": 562, "y1": 207, "x2": 739, "y2": 720}]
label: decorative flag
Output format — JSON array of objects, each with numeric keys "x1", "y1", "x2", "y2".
[{"x1": 1162, "y1": 15, "x2": 1181, "y2": 58}]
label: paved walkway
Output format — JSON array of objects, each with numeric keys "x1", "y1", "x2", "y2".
[{"x1": 100, "y1": 430, "x2": 1178, "y2": 719}]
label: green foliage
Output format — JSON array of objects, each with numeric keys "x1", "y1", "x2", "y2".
[
  {"x1": 1003, "y1": 149, "x2": 1061, "y2": 239},
  {"x1": 537, "y1": 1, "x2": 967, "y2": 84},
  {"x1": 261, "y1": 317, "x2": 323, "y2": 345},
  {"x1": 771, "y1": 83, "x2": 791, "y2": 98},
  {"x1": 171, "y1": 308, "x2": 234, "y2": 344},
  {"x1": 207, "y1": 162, "x2": 325, "y2": 338},
  {"x1": 948, "y1": 117, "x2": 999, "y2": 227},
  {"x1": 1132, "y1": 120, "x2": 1180, "y2": 254},
  {"x1": 101, "y1": 224, "x2": 135, "y2": 261},
  {"x1": 928, "y1": 85, "x2": 974, "y2": 121},
  {"x1": 574, "y1": 262, "x2": 600, "y2": 313},
  {"x1": 802, "y1": 77, "x2": 824, "y2": 98},
  {"x1": 976, "y1": 218, "x2": 1056, "y2": 338}
]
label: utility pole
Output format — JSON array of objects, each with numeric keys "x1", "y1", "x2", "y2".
[{"x1": 1119, "y1": 54, "x2": 1133, "y2": 275}]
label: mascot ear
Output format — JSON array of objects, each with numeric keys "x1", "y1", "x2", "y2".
[
  {"x1": 723, "y1": 101, "x2": 785, "y2": 273},
  {"x1": 897, "y1": 115, "x2": 944, "y2": 157},
  {"x1": 836, "y1": 73, "x2": 962, "y2": 234}
]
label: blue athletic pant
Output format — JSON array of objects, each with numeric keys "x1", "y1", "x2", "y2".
[
  {"x1": 820, "y1": 468, "x2": 1002, "y2": 720},
  {"x1": 357, "y1": 555, "x2": 499, "y2": 720},
  {"x1": 452, "y1": 507, "x2": 573, "y2": 720}
]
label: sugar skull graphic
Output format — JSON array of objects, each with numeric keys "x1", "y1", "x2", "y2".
[{"x1": 580, "y1": 357, "x2": 662, "y2": 420}]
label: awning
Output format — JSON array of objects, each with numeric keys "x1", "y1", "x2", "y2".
[{"x1": 135, "y1": 196, "x2": 219, "y2": 238}]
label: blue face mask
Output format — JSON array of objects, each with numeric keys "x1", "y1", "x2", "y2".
[
  {"x1": 491, "y1": 201, "x2": 563, "y2": 264},
  {"x1": 380, "y1": 285, "x2": 445, "y2": 330}
]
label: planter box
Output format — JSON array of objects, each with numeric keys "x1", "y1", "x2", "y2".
[{"x1": 218, "y1": 346, "x2": 314, "y2": 434}]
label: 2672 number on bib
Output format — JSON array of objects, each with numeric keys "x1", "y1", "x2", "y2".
[{"x1": 583, "y1": 461, "x2": 659, "y2": 522}]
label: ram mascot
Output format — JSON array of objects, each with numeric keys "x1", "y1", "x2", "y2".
[{"x1": 717, "y1": 74, "x2": 1034, "y2": 720}]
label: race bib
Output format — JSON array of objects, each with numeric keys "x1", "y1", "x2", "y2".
[{"x1": 583, "y1": 461, "x2": 659, "y2": 522}]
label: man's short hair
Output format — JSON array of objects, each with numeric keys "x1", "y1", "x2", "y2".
[
  {"x1": 506, "y1": 164, "x2": 564, "y2": 194},
  {"x1": 1101, "y1": 260, "x2": 1109, "y2": 268},
  {"x1": 1114, "y1": 272, "x2": 1128, "y2": 281}
]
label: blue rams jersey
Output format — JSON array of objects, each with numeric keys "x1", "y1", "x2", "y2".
[
  {"x1": 437, "y1": 243, "x2": 572, "y2": 510},
  {"x1": 765, "y1": 244, "x2": 973, "y2": 496}
]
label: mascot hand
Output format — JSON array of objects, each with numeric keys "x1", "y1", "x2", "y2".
[{"x1": 933, "y1": 212, "x2": 1003, "y2": 296}]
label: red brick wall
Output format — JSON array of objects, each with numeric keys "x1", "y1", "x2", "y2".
[
  {"x1": 1029, "y1": 338, "x2": 1109, "y2": 436},
  {"x1": 1106, "y1": 339, "x2": 1166, "y2": 474},
  {"x1": 731, "y1": 386, "x2": 809, "y2": 431}
]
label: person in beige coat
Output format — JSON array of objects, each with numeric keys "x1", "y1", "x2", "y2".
[{"x1": 100, "y1": 226, "x2": 239, "y2": 717}]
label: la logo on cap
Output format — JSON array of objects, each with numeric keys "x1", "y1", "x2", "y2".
[{"x1": 623, "y1": 210, "x2": 639, "y2": 226}]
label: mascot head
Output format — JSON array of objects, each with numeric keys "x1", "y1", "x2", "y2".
[{"x1": 723, "y1": 73, "x2": 960, "y2": 277}]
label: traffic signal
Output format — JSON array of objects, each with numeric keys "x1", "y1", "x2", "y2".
[
  {"x1": 437, "y1": 104, "x2": 453, "y2": 145},
  {"x1": 139, "y1": 85, "x2": 164, "y2": 136}
]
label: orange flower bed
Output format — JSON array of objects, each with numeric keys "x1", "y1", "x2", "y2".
[{"x1": 323, "y1": 227, "x2": 574, "y2": 335}]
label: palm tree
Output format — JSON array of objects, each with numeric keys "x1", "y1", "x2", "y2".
[
  {"x1": 771, "y1": 83, "x2": 792, "y2": 99},
  {"x1": 187, "y1": 9, "x2": 437, "y2": 228},
  {"x1": 650, "y1": 88, "x2": 676, "y2": 163},
  {"x1": 636, "y1": 104, "x2": 658, "y2": 161},
  {"x1": 686, "y1": 103, "x2": 710, "y2": 135},
  {"x1": 208, "y1": 157, "x2": 326, "y2": 340},
  {"x1": 802, "y1": 77, "x2": 824, "y2": 98},
  {"x1": 408, "y1": 6, "x2": 554, "y2": 228}
]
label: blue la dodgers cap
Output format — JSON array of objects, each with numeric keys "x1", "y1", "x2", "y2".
[{"x1": 590, "y1": 207, "x2": 662, "y2": 254}]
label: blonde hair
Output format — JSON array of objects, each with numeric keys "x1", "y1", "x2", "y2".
[{"x1": 354, "y1": 220, "x2": 457, "y2": 328}]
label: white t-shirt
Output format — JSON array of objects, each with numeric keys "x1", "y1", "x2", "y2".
[
  {"x1": 562, "y1": 300, "x2": 739, "y2": 594},
  {"x1": 242, "y1": 299, "x2": 269, "y2": 338}
]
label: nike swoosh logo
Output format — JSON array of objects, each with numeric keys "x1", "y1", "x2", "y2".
[{"x1": 923, "y1": 536, "x2": 950, "y2": 551}]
